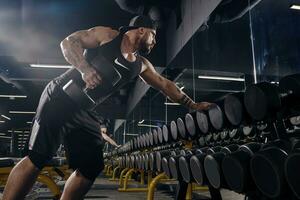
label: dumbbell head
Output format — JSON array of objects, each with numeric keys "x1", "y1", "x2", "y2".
[
  {"x1": 157, "y1": 127, "x2": 164, "y2": 144},
  {"x1": 204, "y1": 144, "x2": 239, "y2": 189},
  {"x1": 177, "y1": 117, "x2": 188, "y2": 139},
  {"x1": 285, "y1": 148, "x2": 300, "y2": 199},
  {"x1": 209, "y1": 104, "x2": 225, "y2": 131},
  {"x1": 155, "y1": 150, "x2": 171, "y2": 172},
  {"x1": 148, "y1": 131, "x2": 154, "y2": 147},
  {"x1": 185, "y1": 111, "x2": 209, "y2": 139},
  {"x1": 224, "y1": 92, "x2": 250, "y2": 126},
  {"x1": 161, "y1": 150, "x2": 177, "y2": 178},
  {"x1": 244, "y1": 82, "x2": 281, "y2": 121},
  {"x1": 162, "y1": 157, "x2": 171, "y2": 177},
  {"x1": 162, "y1": 125, "x2": 170, "y2": 144},
  {"x1": 152, "y1": 129, "x2": 159, "y2": 146},
  {"x1": 190, "y1": 151, "x2": 208, "y2": 185},
  {"x1": 145, "y1": 133, "x2": 150, "y2": 148},
  {"x1": 179, "y1": 149, "x2": 202, "y2": 183},
  {"x1": 170, "y1": 120, "x2": 178, "y2": 141},
  {"x1": 137, "y1": 136, "x2": 141, "y2": 149},
  {"x1": 250, "y1": 146, "x2": 289, "y2": 198},
  {"x1": 149, "y1": 152, "x2": 156, "y2": 171},
  {"x1": 144, "y1": 153, "x2": 150, "y2": 171},
  {"x1": 169, "y1": 150, "x2": 186, "y2": 180},
  {"x1": 222, "y1": 142, "x2": 262, "y2": 193},
  {"x1": 142, "y1": 134, "x2": 147, "y2": 148}
]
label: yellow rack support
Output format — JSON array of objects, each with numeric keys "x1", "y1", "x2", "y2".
[
  {"x1": 106, "y1": 165, "x2": 113, "y2": 176},
  {"x1": 186, "y1": 183, "x2": 192, "y2": 200},
  {"x1": 103, "y1": 165, "x2": 108, "y2": 174},
  {"x1": 140, "y1": 170, "x2": 145, "y2": 185},
  {"x1": 147, "y1": 172, "x2": 168, "y2": 200},
  {"x1": 192, "y1": 183, "x2": 209, "y2": 191},
  {"x1": 118, "y1": 169, "x2": 148, "y2": 192},
  {"x1": 119, "y1": 168, "x2": 130, "y2": 186},
  {"x1": 119, "y1": 168, "x2": 134, "y2": 190},
  {"x1": 109, "y1": 166, "x2": 120, "y2": 181}
]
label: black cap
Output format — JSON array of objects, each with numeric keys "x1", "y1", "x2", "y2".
[{"x1": 119, "y1": 15, "x2": 156, "y2": 33}]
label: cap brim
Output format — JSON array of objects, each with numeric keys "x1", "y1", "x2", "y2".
[{"x1": 118, "y1": 26, "x2": 139, "y2": 33}]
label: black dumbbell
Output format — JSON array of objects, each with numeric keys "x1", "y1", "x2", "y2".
[
  {"x1": 160, "y1": 150, "x2": 179, "y2": 178},
  {"x1": 185, "y1": 111, "x2": 209, "y2": 139},
  {"x1": 136, "y1": 136, "x2": 141, "y2": 150},
  {"x1": 141, "y1": 154, "x2": 146, "y2": 170},
  {"x1": 135, "y1": 155, "x2": 140, "y2": 169},
  {"x1": 157, "y1": 127, "x2": 164, "y2": 144},
  {"x1": 285, "y1": 146, "x2": 300, "y2": 199},
  {"x1": 152, "y1": 129, "x2": 159, "y2": 146},
  {"x1": 162, "y1": 124, "x2": 171, "y2": 144},
  {"x1": 179, "y1": 149, "x2": 203, "y2": 183},
  {"x1": 155, "y1": 150, "x2": 173, "y2": 172},
  {"x1": 168, "y1": 150, "x2": 188, "y2": 180},
  {"x1": 244, "y1": 75, "x2": 300, "y2": 121},
  {"x1": 144, "y1": 153, "x2": 150, "y2": 171},
  {"x1": 208, "y1": 92, "x2": 252, "y2": 131},
  {"x1": 144, "y1": 133, "x2": 149, "y2": 148},
  {"x1": 148, "y1": 131, "x2": 154, "y2": 147},
  {"x1": 222, "y1": 142, "x2": 262, "y2": 193},
  {"x1": 170, "y1": 120, "x2": 179, "y2": 141},
  {"x1": 190, "y1": 146, "x2": 219, "y2": 186},
  {"x1": 139, "y1": 135, "x2": 144, "y2": 149},
  {"x1": 250, "y1": 140, "x2": 293, "y2": 199},
  {"x1": 63, "y1": 53, "x2": 126, "y2": 109},
  {"x1": 204, "y1": 144, "x2": 240, "y2": 189},
  {"x1": 131, "y1": 155, "x2": 135, "y2": 168},
  {"x1": 223, "y1": 92, "x2": 252, "y2": 126},
  {"x1": 125, "y1": 155, "x2": 130, "y2": 168},
  {"x1": 177, "y1": 117, "x2": 189, "y2": 139},
  {"x1": 141, "y1": 135, "x2": 146, "y2": 149},
  {"x1": 149, "y1": 152, "x2": 156, "y2": 171}
]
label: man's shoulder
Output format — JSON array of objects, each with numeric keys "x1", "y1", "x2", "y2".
[
  {"x1": 90, "y1": 26, "x2": 119, "y2": 44},
  {"x1": 90, "y1": 26, "x2": 119, "y2": 39}
]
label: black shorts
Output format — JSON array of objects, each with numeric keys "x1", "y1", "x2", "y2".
[{"x1": 28, "y1": 80, "x2": 104, "y2": 180}]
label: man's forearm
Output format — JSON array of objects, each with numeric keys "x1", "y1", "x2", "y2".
[
  {"x1": 102, "y1": 134, "x2": 118, "y2": 147},
  {"x1": 60, "y1": 36, "x2": 91, "y2": 73},
  {"x1": 162, "y1": 80, "x2": 196, "y2": 109}
]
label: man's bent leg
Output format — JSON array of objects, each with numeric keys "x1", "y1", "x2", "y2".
[
  {"x1": 2, "y1": 156, "x2": 41, "y2": 200},
  {"x1": 60, "y1": 170, "x2": 93, "y2": 200}
]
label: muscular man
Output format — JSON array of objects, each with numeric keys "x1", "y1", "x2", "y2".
[{"x1": 3, "y1": 15, "x2": 211, "y2": 200}]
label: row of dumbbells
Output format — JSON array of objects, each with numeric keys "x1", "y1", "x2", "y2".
[
  {"x1": 116, "y1": 74, "x2": 300, "y2": 155},
  {"x1": 117, "y1": 138, "x2": 300, "y2": 199}
]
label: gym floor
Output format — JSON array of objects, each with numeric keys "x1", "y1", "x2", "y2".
[{"x1": 0, "y1": 174, "x2": 245, "y2": 200}]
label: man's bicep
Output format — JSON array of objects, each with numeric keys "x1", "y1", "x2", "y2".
[{"x1": 140, "y1": 67, "x2": 167, "y2": 90}]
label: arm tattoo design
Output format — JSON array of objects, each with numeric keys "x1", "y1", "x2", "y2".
[
  {"x1": 61, "y1": 36, "x2": 89, "y2": 69},
  {"x1": 179, "y1": 94, "x2": 194, "y2": 108}
]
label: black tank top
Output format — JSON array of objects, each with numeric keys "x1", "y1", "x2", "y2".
[{"x1": 55, "y1": 31, "x2": 142, "y2": 105}]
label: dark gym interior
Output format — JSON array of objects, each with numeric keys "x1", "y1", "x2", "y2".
[{"x1": 0, "y1": 0, "x2": 300, "y2": 199}]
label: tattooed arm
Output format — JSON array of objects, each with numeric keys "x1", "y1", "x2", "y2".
[
  {"x1": 139, "y1": 56, "x2": 212, "y2": 111},
  {"x1": 60, "y1": 26, "x2": 118, "y2": 88}
]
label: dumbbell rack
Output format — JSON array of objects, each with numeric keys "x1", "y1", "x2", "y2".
[{"x1": 104, "y1": 74, "x2": 300, "y2": 200}]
